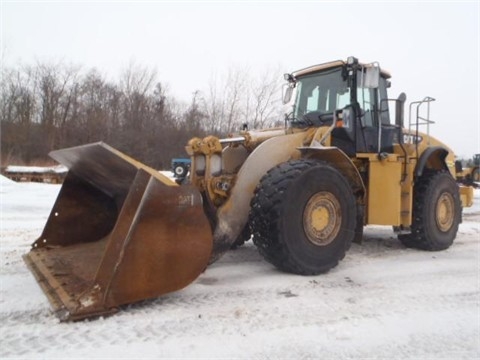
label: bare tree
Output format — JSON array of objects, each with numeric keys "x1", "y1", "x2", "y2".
[
  {"x1": 223, "y1": 67, "x2": 247, "y2": 133},
  {"x1": 118, "y1": 61, "x2": 157, "y2": 159},
  {"x1": 243, "y1": 66, "x2": 283, "y2": 129},
  {"x1": 199, "y1": 72, "x2": 223, "y2": 134},
  {"x1": 199, "y1": 66, "x2": 249, "y2": 135},
  {"x1": 1, "y1": 60, "x2": 285, "y2": 168},
  {"x1": 0, "y1": 66, "x2": 38, "y2": 162},
  {"x1": 200, "y1": 65, "x2": 282, "y2": 134},
  {"x1": 35, "y1": 61, "x2": 80, "y2": 152}
]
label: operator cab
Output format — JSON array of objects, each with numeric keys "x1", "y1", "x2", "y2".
[{"x1": 284, "y1": 57, "x2": 403, "y2": 157}]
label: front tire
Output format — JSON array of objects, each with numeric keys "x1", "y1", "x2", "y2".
[
  {"x1": 250, "y1": 159, "x2": 357, "y2": 275},
  {"x1": 398, "y1": 170, "x2": 461, "y2": 250}
]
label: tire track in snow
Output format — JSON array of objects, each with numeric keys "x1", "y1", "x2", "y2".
[
  {"x1": 2, "y1": 211, "x2": 479, "y2": 358},
  {"x1": 2, "y1": 262, "x2": 478, "y2": 358}
]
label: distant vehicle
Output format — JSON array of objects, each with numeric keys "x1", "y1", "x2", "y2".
[
  {"x1": 455, "y1": 154, "x2": 480, "y2": 187},
  {"x1": 171, "y1": 158, "x2": 191, "y2": 178}
]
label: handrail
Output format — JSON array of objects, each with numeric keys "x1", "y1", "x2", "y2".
[{"x1": 408, "y1": 96, "x2": 436, "y2": 159}]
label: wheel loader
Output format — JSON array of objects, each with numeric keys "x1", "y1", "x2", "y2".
[{"x1": 24, "y1": 56, "x2": 475, "y2": 321}]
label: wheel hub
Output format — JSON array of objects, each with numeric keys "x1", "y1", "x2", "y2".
[
  {"x1": 436, "y1": 192, "x2": 454, "y2": 232},
  {"x1": 303, "y1": 192, "x2": 341, "y2": 246}
]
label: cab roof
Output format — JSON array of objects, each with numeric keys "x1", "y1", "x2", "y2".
[{"x1": 292, "y1": 59, "x2": 392, "y2": 79}]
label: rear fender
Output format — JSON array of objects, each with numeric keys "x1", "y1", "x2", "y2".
[
  {"x1": 211, "y1": 131, "x2": 309, "y2": 261},
  {"x1": 415, "y1": 146, "x2": 450, "y2": 177}
]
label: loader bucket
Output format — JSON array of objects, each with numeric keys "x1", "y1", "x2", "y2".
[{"x1": 23, "y1": 142, "x2": 213, "y2": 321}]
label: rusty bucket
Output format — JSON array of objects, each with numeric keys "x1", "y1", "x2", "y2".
[{"x1": 23, "y1": 142, "x2": 212, "y2": 321}]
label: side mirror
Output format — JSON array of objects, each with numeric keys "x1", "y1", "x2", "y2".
[
  {"x1": 363, "y1": 64, "x2": 380, "y2": 89},
  {"x1": 282, "y1": 84, "x2": 293, "y2": 104}
]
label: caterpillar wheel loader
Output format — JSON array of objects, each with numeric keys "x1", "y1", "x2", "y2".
[{"x1": 24, "y1": 56, "x2": 474, "y2": 321}]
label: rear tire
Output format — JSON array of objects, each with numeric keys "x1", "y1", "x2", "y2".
[
  {"x1": 250, "y1": 159, "x2": 356, "y2": 275},
  {"x1": 398, "y1": 170, "x2": 461, "y2": 250}
]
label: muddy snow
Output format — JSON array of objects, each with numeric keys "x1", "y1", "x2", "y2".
[{"x1": 1, "y1": 176, "x2": 479, "y2": 359}]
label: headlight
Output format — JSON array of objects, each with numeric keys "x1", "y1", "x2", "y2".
[
  {"x1": 195, "y1": 155, "x2": 206, "y2": 175},
  {"x1": 210, "y1": 154, "x2": 222, "y2": 176}
]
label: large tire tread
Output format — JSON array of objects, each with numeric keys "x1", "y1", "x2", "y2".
[
  {"x1": 250, "y1": 159, "x2": 355, "y2": 275},
  {"x1": 399, "y1": 170, "x2": 461, "y2": 251}
]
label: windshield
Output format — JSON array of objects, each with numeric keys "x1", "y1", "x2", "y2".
[{"x1": 292, "y1": 68, "x2": 350, "y2": 125}]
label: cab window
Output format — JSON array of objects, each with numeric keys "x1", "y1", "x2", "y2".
[
  {"x1": 357, "y1": 74, "x2": 390, "y2": 127},
  {"x1": 294, "y1": 68, "x2": 350, "y2": 119}
]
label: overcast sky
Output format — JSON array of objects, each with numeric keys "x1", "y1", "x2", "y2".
[{"x1": 2, "y1": 1, "x2": 479, "y2": 157}]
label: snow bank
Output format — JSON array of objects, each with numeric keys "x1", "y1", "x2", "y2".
[{"x1": 5, "y1": 165, "x2": 67, "y2": 173}]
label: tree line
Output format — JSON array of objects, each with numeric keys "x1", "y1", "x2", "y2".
[{"x1": 1, "y1": 62, "x2": 283, "y2": 169}]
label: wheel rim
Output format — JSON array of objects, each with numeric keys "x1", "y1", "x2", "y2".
[
  {"x1": 175, "y1": 166, "x2": 184, "y2": 176},
  {"x1": 303, "y1": 192, "x2": 341, "y2": 246},
  {"x1": 436, "y1": 192, "x2": 455, "y2": 232}
]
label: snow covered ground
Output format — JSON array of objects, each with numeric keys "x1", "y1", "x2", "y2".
[{"x1": 1, "y1": 175, "x2": 479, "y2": 359}]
